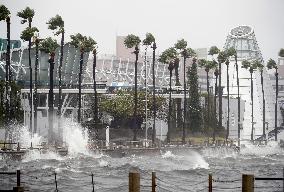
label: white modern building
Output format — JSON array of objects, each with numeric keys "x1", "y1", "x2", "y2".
[{"x1": 222, "y1": 26, "x2": 283, "y2": 141}]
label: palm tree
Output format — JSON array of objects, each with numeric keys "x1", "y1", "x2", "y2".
[
  {"x1": 158, "y1": 47, "x2": 178, "y2": 143},
  {"x1": 70, "y1": 34, "x2": 96, "y2": 124},
  {"x1": 124, "y1": 34, "x2": 141, "y2": 141},
  {"x1": 0, "y1": 5, "x2": 11, "y2": 125},
  {"x1": 47, "y1": 15, "x2": 65, "y2": 141},
  {"x1": 242, "y1": 60, "x2": 257, "y2": 141},
  {"x1": 227, "y1": 47, "x2": 241, "y2": 146},
  {"x1": 198, "y1": 59, "x2": 217, "y2": 136},
  {"x1": 213, "y1": 68, "x2": 219, "y2": 142},
  {"x1": 142, "y1": 33, "x2": 156, "y2": 144},
  {"x1": 209, "y1": 46, "x2": 225, "y2": 133},
  {"x1": 33, "y1": 37, "x2": 40, "y2": 135},
  {"x1": 175, "y1": 39, "x2": 196, "y2": 144},
  {"x1": 267, "y1": 58, "x2": 278, "y2": 141},
  {"x1": 254, "y1": 60, "x2": 266, "y2": 141},
  {"x1": 18, "y1": 7, "x2": 35, "y2": 134},
  {"x1": 92, "y1": 48, "x2": 99, "y2": 136},
  {"x1": 223, "y1": 48, "x2": 236, "y2": 142},
  {"x1": 39, "y1": 37, "x2": 59, "y2": 144},
  {"x1": 279, "y1": 49, "x2": 284, "y2": 58},
  {"x1": 20, "y1": 27, "x2": 39, "y2": 136}
]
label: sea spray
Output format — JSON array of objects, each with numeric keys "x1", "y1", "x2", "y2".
[
  {"x1": 62, "y1": 119, "x2": 90, "y2": 156},
  {"x1": 240, "y1": 140, "x2": 284, "y2": 156}
]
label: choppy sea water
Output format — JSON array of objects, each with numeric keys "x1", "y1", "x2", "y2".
[
  {"x1": 0, "y1": 145, "x2": 283, "y2": 192},
  {"x1": 0, "y1": 124, "x2": 283, "y2": 191}
]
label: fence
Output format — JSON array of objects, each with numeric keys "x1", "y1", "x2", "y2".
[
  {"x1": 0, "y1": 169, "x2": 283, "y2": 192},
  {"x1": 0, "y1": 170, "x2": 23, "y2": 192}
]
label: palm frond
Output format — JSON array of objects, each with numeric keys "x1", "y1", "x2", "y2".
[
  {"x1": 208, "y1": 46, "x2": 220, "y2": 55},
  {"x1": 226, "y1": 47, "x2": 237, "y2": 57},
  {"x1": 17, "y1": 7, "x2": 34, "y2": 21},
  {"x1": 185, "y1": 48, "x2": 196, "y2": 58},
  {"x1": 47, "y1": 15, "x2": 64, "y2": 34},
  {"x1": 70, "y1": 33, "x2": 96, "y2": 52},
  {"x1": 39, "y1": 37, "x2": 59, "y2": 53},
  {"x1": 175, "y1": 39, "x2": 187, "y2": 50},
  {"x1": 124, "y1": 34, "x2": 141, "y2": 48},
  {"x1": 198, "y1": 59, "x2": 207, "y2": 67},
  {"x1": 241, "y1": 60, "x2": 251, "y2": 69},
  {"x1": 279, "y1": 48, "x2": 284, "y2": 57},
  {"x1": 20, "y1": 27, "x2": 39, "y2": 41},
  {"x1": 158, "y1": 47, "x2": 177, "y2": 64},
  {"x1": 252, "y1": 59, "x2": 263, "y2": 71},
  {"x1": 0, "y1": 5, "x2": 10, "y2": 21},
  {"x1": 217, "y1": 51, "x2": 227, "y2": 63},
  {"x1": 267, "y1": 58, "x2": 277, "y2": 69},
  {"x1": 142, "y1": 33, "x2": 155, "y2": 46}
]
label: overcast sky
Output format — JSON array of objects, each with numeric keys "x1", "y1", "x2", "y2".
[{"x1": 0, "y1": 0, "x2": 283, "y2": 61}]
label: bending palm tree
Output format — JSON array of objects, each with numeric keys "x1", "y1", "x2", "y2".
[
  {"x1": 254, "y1": 60, "x2": 266, "y2": 141},
  {"x1": 0, "y1": 5, "x2": 11, "y2": 127},
  {"x1": 242, "y1": 60, "x2": 257, "y2": 141},
  {"x1": 227, "y1": 47, "x2": 241, "y2": 146},
  {"x1": 33, "y1": 37, "x2": 40, "y2": 135},
  {"x1": 223, "y1": 48, "x2": 236, "y2": 142},
  {"x1": 198, "y1": 59, "x2": 217, "y2": 137},
  {"x1": 209, "y1": 46, "x2": 225, "y2": 133},
  {"x1": 92, "y1": 48, "x2": 98, "y2": 137},
  {"x1": 225, "y1": 47, "x2": 241, "y2": 145},
  {"x1": 267, "y1": 58, "x2": 278, "y2": 141},
  {"x1": 47, "y1": 15, "x2": 65, "y2": 141},
  {"x1": 124, "y1": 34, "x2": 141, "y2": 141},
  {"x1": 18, "y1": 6, "x2": 35, "y2": 134},
  {"x1": 143, "y1": 33, "x2": 155, "y2": 144},
  {"x1": 70, "y1": 33, "x2": 96, "y2": 124},
  {"x1": 213, "y1": 68, "x2": 219, "y2": 142},
  {"x1": 39, "y1": 37, "x2": 59, "y2": 144},
  {"x1": 175, "y1": 39, "x2": 195, "y2": 144},
  {"x1": 20, "y1": 27, "x2": 39, "y2": 136},
  {"x1": 159, "y1": 47, "x2": 178, "y2": 143}
]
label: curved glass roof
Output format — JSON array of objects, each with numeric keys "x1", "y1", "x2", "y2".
[{"x1": 224, "y1": 26, "x2": 263, "y2": 61}]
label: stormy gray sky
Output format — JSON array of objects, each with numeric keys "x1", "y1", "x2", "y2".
[{"x1": 0, "y1": 0, "x2": 283, "y2": 61}]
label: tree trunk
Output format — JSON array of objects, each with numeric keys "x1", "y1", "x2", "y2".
[
  {"x1": 218, "y1": 62, "x2": 222, "y2": 133},
  {"x1": 58, "y1": 31, "x2": 64, "y2": 142},
  {"x1": 250, "y1": 71, "x2": 254, "y2": 141},
  {"x1": 48, "y1": 53, "x2": 55, "y2": 144},
  {"x1": 260, "y1": 70, "x2": 265, "y2": 140},
  {"x1": 167, "y1": 70, "x2": 172, "y2": 143},
  {"x1": 275, "y1": 69, "x2": 278, "y2": 141},
  {"x1": 133, "y1": 46, "x2": 139, "y2": 141},
  {"x1": 206, "y1": 70, "x2": 210, "y2": 133},
  {"x1": 5, "y1": 17, "x2": 11, "y2": 125},
  {"x1": 28, "y1": 20, "x2": 33, "y2": 136},
  {"x1": 78, "y1": 51, "x2": 84, "y2": 123},
  {"x1": 213, "y1": 72, "x2": 218, "y2": 142},
  {"x1": 93, "y1": 50, "x2": 98, "y2": 134},
  {"x1": 33, "y1": 40, "x2": 39, "y2": 134},
  {"x1": 174, "y1": 59, "x2": 182, "y2": 136},
  {"x1": 152, "y1": 42, "x2": 156, "y2": 145},
  {"x1": 235, "y1": 56, "x2": 240, "y2": 147},
  {"x1": 226, "y1": 63, "x2": 230, "y2": 142},
  {"x1": 182, "y1": 56, "x2": 187, "y2": 144},
  {"x1": 4, "y1": 17, "x2": 11, "y2": 141}
]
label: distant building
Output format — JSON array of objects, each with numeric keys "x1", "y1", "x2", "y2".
[
  {"x1": 0, "y1": 43, "x2": 89, "y2": 87},
  {"x1": 0, "y1": 38, "x2": 21, "y2": 51},
  {"x1": 223, "y1": 25, "x2": 283, "y2": 140}
]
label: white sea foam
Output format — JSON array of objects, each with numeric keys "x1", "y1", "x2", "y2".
[
  {"x1": 240, "y1": 140, "x2": 283, "y2": 156},
  {"x1": 62, "y1": 119, "x2": 90, "y2": 156}
]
